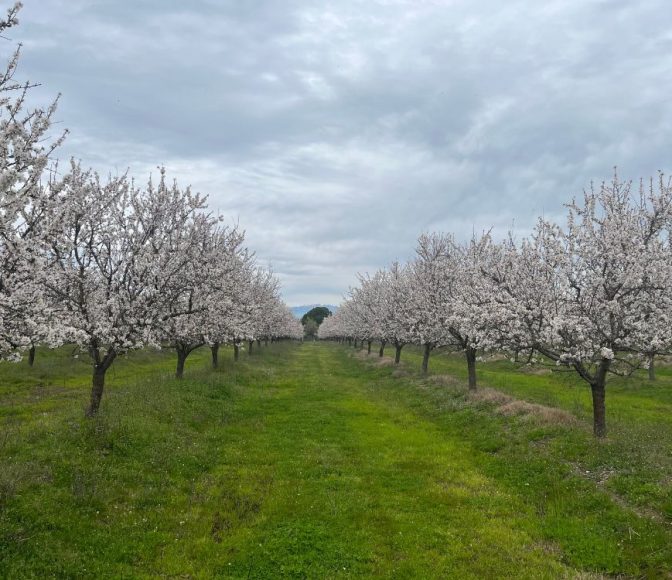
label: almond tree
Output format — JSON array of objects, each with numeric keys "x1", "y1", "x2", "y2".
[
  {"x1": 44, "y1": 164, "x2": 207, "y2": 416},
  {"x1": 0, "y1": 2, "x2": 66, "y2": 360},
  {"x1": 380, "y1": 262, "x2": 415, "y2": 364},
  {"x1": 348, "y1": 271, "x2": 388, "y2": 354},
  {"x1": 245, "y1": 268, "x2": 281, "y2": 354},
  {"x1": 441, "y1": 233, "x2": 501, "y2": 390},
  {"x1": 484, "y1": 173, "x2": 672, "y2": 437},
  {"x1": 203, "y1": 228, "x2": 250, "y2": 368},
  {"x1": 407, "y1": 234, "x2": 456, "y2": 373},
  {"x1": 160, "y1": 218, "x2": 246, "y2": 378}
]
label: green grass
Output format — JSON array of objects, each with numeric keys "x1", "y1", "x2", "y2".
[
  {"x1": 1, "y1": 342, "x2": 671, "y2": 577},
  {"x1": 390, "y1": 343, "x2": 672, "y2": 523}
]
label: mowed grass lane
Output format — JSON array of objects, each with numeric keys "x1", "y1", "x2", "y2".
[
  {"x1": 0, "y1": 342, "x2": 670, "y2": 577},
  {"x1": 386, "y1": 343, "x2": 672, "y2": 527}
]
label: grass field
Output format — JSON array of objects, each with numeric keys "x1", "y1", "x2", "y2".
[{"x1": 1, "y1": 341, "x2": 671, "y2": 578}]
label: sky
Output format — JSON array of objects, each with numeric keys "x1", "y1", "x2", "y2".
[{"x1": 11, "y1": 0, "x2": 672, "y2": 305}]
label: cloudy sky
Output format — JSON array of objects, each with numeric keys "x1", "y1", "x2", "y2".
[{"x1": 11, "y1": 0, "x2": 672, "y2": 305}]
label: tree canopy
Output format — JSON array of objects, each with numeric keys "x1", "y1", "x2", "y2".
[{"x1": 301, "y1": 306, "x2": 332, "y2": 326}]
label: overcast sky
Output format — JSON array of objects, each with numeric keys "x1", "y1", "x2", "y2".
[{"x1": 12, "y1": 0, "x2": 672, "y2": 305}]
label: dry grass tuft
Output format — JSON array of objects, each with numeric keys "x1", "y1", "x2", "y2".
[
  {"x1": 374, "y1": 358, "x2": 396, "y2": 367},
  {"x1": 496, "y1": 400, "x2": 576, "y2": 425},
  {"x1": 425, "y1": 374, "x2": 461, "y2": 387},
  {"x1": 469, "y1": 388, "x2": 513, "y2": 406},
  {"x1": 352, "y1": 350, "x2": 370, "y2": 360}
]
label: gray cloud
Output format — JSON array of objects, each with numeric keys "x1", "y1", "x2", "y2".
[{"x1": 11, "y1": 0, "x2": 672, "y2": 303}]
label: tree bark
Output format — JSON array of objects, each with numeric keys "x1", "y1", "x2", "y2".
[
  {"x1": 248, "y1": 340, "x2": 253, "y2": 355},
  {"x1": 28, "y1": 345, "x2": 36, "y2": 367},
  {"x1": 648, "y1": 353, "x2": 655, "y2": 381},
  {"x1": 211, "y1": 342, "x2": 220, "y2": 369},
  {"x1": 175, "y1": 346, "x2": 188, "y2": 379},
  {"x1": 234, "y1": 342, "x2": 239, "y2": 361},
  {"x1": 354, "y1": 339, "x2": 358, "y2": 349},
  {"x1": 379, "y1": 340, "x2": 386, "y2": 357},
  {"x1": 590, "y1": 359, "x2": 611, "y2": 438},
  {"x1": 394, "y1": 344, "x2": 403, "y2": 364},
  {"x1": 466, "y1": 346, "x2": 477, "y2": 390},
  {"x1": 86, "y1": 350, "x2": 117, "y2": 417},
  {"x1": 367, "y1": 340, "x2": 372, "y2": 355},
  {"x1": 422, "y1": 343, "x2": 432, "y2": 374},
  {"x1": 87, "y1": 367, "x2": 107, "y2": 417}
]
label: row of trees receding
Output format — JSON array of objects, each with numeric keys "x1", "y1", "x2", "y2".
[
  {"x1": 320, "y1": 174, "x2": 672, "y2": 438},
  {"x1": 0, "y1": 4, "x2": 303, "y2": 416}
]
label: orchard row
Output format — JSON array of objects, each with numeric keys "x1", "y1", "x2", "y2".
[
  {"x1": 0, "y1": 5, "x2": 302, "y2": 416},
  {"x1": 320, "y1": 174, "x2": 672, "y2": 437}
]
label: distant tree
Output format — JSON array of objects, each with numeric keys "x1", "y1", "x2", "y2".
[
  {"x1": 301, "y1": 306, "x2": 332, "y2": 326},
  {"x1": 303, "y1": 317, "x2": 319, "y2": 340}
]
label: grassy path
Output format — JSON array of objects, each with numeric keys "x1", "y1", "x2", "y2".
[
  {"x1": 1, "y1": 342, "x2": 671, "y2": 577},
  {"x1": 209, "y1": 343, "x2": 570, "y2": 578}
]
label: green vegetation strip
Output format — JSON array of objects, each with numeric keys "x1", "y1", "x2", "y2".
[{"x1": 1, "y1": 343, "x2": 671, "y2": 577}]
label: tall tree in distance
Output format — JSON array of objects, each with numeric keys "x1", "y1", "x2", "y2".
[
  {"x1": 302, "y1": 306, "x2": 332, "y2": 340},
  {"x1": 301, "y1": 306, "x2": 332, "y2": 326}
]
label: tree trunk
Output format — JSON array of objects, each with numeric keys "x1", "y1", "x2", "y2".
[
  {"x1": 379, "y1": 340, "x2": 386, "y2": 357},
  {"x1": 176, "y1": 346, "x2": 187, "y2": 379},
  {"x1": 422, "y1": 343, "x2": 432, "y2": 374},
  {"x1": 85, "y1": 346, "x2": 117, "y2": 417},
  {"x1": 28, "y1": 345, "x2": 36, "y2": 367},
  {"x1": 466, "y1": 346, "x2": 477, "y2": 390},
  {"x1": 265, "y1": 338, "x2": 268, "y2": 347},
  {"x1": 590, "y1": 359, "x2": 611, "y2": 438},
  {"x1": 234, "y1": 342, "x2": 239, "y2": 361},
  {"x1": 354, "y1": 339, "x2": 358, "y2": 349},
  {"x1": 248, "y1": 340, "x2": 253, "y2": 355},
  {"x1": 211, "y1": 342, "x2": 220, "y2": 369},
  {"x1": 648, "y1": 353, "x2": 655, "y2": 381},
  {"x1": 86, "y1": 366, "x2": 108, "y2": 417},
  {"x1": 367, "y1": 340, "x2": 372, "y2": 355},
  {"x1": 257, "y1": 339, "x2": 261, "y2": 348},
  {"x1": 395, "y1": 344, "x2": 403, "y2": 364}
]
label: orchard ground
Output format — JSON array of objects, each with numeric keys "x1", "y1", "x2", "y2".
[{"x1": 1, "y1": 342, "x2": 671, "y2": 578}]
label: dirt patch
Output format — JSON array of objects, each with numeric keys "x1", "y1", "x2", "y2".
[{"x1": 495, "y1": 400, "x2": 576, "y2": 426}]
